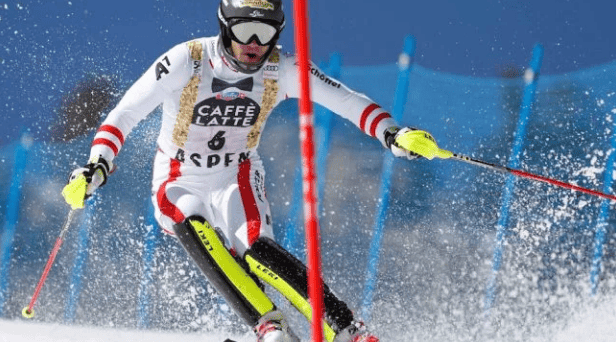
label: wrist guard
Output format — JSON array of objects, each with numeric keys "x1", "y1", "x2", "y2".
[
  {"x1": 83, "y1": 157, "x2": 112, "y2": 188},
  {"x1": 384, "y1": 126, "x2": 401, "y2": 149}
]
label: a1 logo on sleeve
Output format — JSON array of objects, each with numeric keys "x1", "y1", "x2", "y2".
[{"x1": 156, "y1": 56, "x2": 172, "y2": 81}]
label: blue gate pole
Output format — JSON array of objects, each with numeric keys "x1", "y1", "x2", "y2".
[
  {"x1": 283, "y1": 55, "x2": 341, "y2": 258},
  {"x1": 589, "y1": 113, "x2": 616, "y2": 295},
  {"x1": 361, "y1": 35, "x2": 416, "y2": 321},
  {"x1": 483, "y1": 44, "x2": 544, "y2": 315},
  {"x1": 65, "y1": 206, "x2": 92, "y2": 323},
  {"x1": 316, "y1": 53, "x2": 342, "y2": 210},
  {"x1": 138, "y1": 202, "x2": 161, "y2": 328},
  {"x1": 0, "y1": 134, "x2": 33, "y2": 317},
  {"x1": 282, "y1": 159, "x2": 304, "y2": 257}
]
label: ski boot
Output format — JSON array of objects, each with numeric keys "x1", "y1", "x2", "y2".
[
  {"x1": 254, "y1": 310, "x2": 300, "y2": 342},
  {"x1": 333, "y1": 321, "x2": 379, "y2": 342}
]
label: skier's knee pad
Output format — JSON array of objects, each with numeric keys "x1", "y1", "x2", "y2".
[
  {"x1": 173, "y1": 216, "x2": 275, "y2": 326},
  {"x1": 244, "y1": 237, "x2": 354, "y2": 340}
]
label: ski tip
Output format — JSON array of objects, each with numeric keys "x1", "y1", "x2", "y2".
[
  {"x1": 22, "y1": 307, "x2": 35, "y2": 319},
  {"x1": 223, "y1": 339, "x2": 237, "y2": 342}
]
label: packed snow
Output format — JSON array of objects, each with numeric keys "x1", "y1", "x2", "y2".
[{"x1": 1, "y1": 295, "x2": 616, "y2": 342}]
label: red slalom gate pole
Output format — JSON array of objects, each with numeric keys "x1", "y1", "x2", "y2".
[
  {"x1": 293, "y1": 0, "x2": 324, "y2": 341},
  {"x1": 22, "y1": 209, "x2": 77, "y2": 318}
]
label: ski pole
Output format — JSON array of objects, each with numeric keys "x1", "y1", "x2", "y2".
[
  {"x1": 22, "y1": 209, "x2": 77, "y2": 318},
  {"x1": 444, "y1": 150, "x2": 616, "y2": 202},
  {"x1": 395, "y1": 131, "x2": 615, "y2": 201}
]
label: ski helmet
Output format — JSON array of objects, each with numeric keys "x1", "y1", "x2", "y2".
[{"x1": 218, "y1": 0, "x2": 285, "y2": 74}]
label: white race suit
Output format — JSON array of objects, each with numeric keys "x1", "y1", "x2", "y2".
[{"x1": 88, "y1": 36, "x2": 398, "y2": 257}]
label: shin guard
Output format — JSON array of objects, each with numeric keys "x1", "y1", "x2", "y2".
[
  {"x1": 244, "y1": 237, "x2": 354, "y2": 342},
  {"x1": 173, "y1": 216, "x2": 275, "y2": 326}
]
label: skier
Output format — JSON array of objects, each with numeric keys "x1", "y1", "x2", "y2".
[{"x1": 61, "y1": 0, "x2": 447, "y2": 341}]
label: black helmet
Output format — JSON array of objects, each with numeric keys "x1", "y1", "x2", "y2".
[{"x1": 218, "y1": 0, "x2": 285, "y2": 74}]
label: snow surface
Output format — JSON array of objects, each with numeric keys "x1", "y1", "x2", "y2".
[
  {"x1": 0, "y1": 319, "x2": 252, "y2": 342},
  {"x1": 551, "y1": 296, "x2": 616, "y2": 342},
  {"x1": 2, "y1": 296, "x2": 616, "y2": 342}
]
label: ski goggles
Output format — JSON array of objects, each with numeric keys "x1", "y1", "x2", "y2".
[{"x1": 229, "y1": 21, "x2": 279, "y2": 46}]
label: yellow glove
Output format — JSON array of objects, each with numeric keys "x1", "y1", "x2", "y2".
[
  {"x1": 386, "y1": 127, "x2": 452, "y2": 160},
  {"x1": 62, "y1": 174, "x2": 89, "y2": 209},
  {"x1": 61, "y1": 157, "x2": 111, "y2": 209}
]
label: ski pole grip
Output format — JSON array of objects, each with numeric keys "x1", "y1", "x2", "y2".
[{"x1": 436, "y1": 148, "x2": 453, "y2": 159}]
